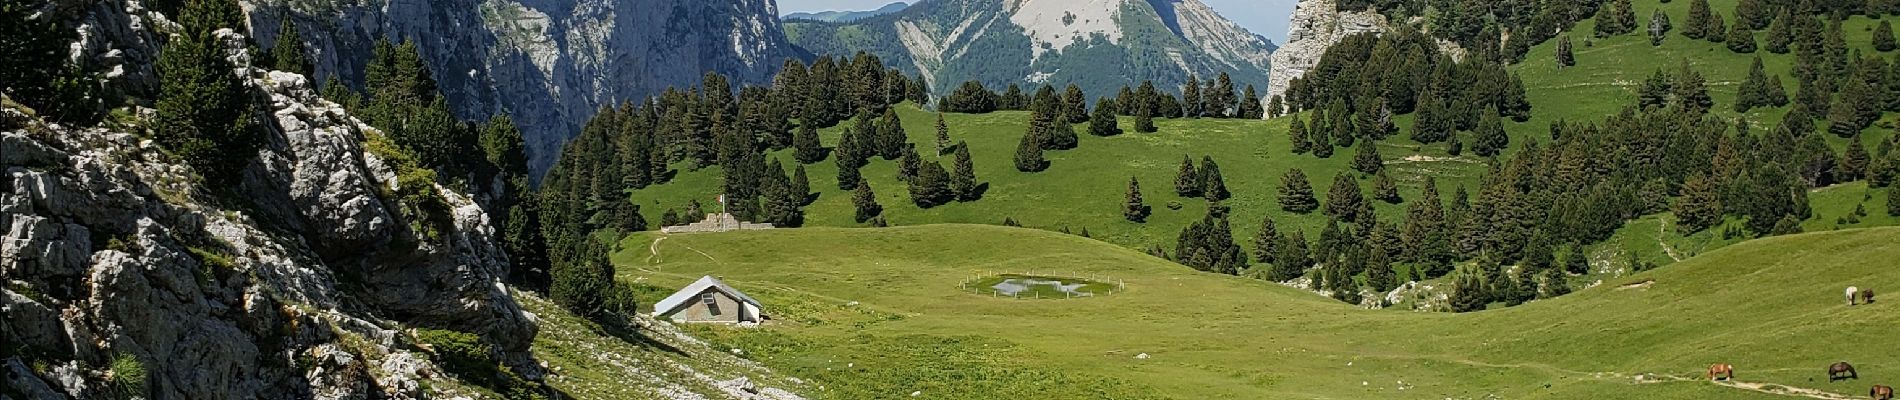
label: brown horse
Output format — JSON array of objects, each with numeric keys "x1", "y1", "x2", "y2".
[
  {"x1": 1873, "y1": 385, "x2": 1894, "y2": 400},
  {"x1": 1865, "y1": 288, "x2": 1877, "y2": 304},
  {"x1": 1708, "y1": 363, "x2": 1735, "y2": 381},
  {"x1": 1832, "y1": 362, "x2": 1859, "y2": 381}
]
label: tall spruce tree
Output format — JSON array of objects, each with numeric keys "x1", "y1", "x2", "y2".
[
  {"x1": 1253, "y1": 216, "x2": 1280, "y2": 265},
  {"x1": 1557, "y1": 35, "x2": 1577, "y2": 67},
  {"x1": 951, "y1": 143, "x2": 979, "y2": 201},
  {"x1": 875, "y1": 108, "x2": 906, "y2": 160},
  {"x1": 1270, "y1": 231, "x2": 1312, "y2": 281},
  {"x1": 1651, "y1": 9, "x2": 1674, "y2": 46},
  {"x1": 1014, "y1": 127, "x2": 1047, "y2": 172},
  {"x1": 1472, "y1": 110, "x2": 1509, "y2": 157},
  {"x1": 1125, "y1": 177, "x2": 1151, "y2": 223},
  {"x1": 934, "y1": 112, "x2": 952, "y2": 155},
  {"x1": 1352, "y1": 141, "x2": 1384, "y2": 175},
  {"x1": 1290, "y1": 113, "x2": 1313, "y2": 153},
  {"x1": 1325, "y1": 174, "x2": 1366, "y2": 222},
  {"x1": 1175, "y1": 155, "x2": 1202, "y2": 197},
  {"x1": 1280, "y1": 168, "x2": 1319, "y2": 212},
  {"x1": 1062, "y1": 84, "x2": 1090, "y2": 124},
  {"x1": 908, "y1": 160, "x2": 953, "y2": 208},
  {"x1": 852, "y1": 177, "x2": 881, "y2": 223},
  {"x1": 760, "y1": 158, "x2": 804, "y2": 227},
  {"x1": 156, "y1": 0, "x2": 257, "y2": 184},
  {"x1": 1685, "y1": 0, "x2": 1714, "y2": 39},
  {"x1": 1372, "y1": 170, "x2": 1401, "y2": 203},
  {"x1": 792, "y1": 165, "x2": 812, "y2": 205},
  {"x1": 1088, "y1": 98, "x2": 1122, "y2": 136},
  {"x1": 1765, "y1": 9, "x2": 1794, "y2": 54},
  {"x1": 1877, "y1": 21, "x2": 1897, "y2": 52},
  {"x1": 270, "y1": 17, "x2": 313, "y2": 76},
  {"x1": 1239, "y1": 85, "x2": 1264, "y2": 119},
  {"x1": 1183, "y1": 75, "x2": 1205, "y2": 118},
  {"x1": 793, "y1": 122, "x2": 825, "y2": 164},
  {"x1": 1735, "y1": 0, "x2": 1770, "y2": 30},
  {"x1": 1200, "y1": 156, "x2": 1230, "y2": 201},
  {"x1": 1726, "y1": 20, "x2": 1758, "y2": 53}
]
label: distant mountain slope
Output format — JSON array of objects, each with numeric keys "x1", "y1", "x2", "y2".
[
  {"x1": 249, "y1": 0, "x2": 803, "y2": 177},
  {"x1": 784, "y1": 0, "x2": 1276, "y2": 101},
  {"x1": 784, "y1": 2, "x2": 911, "y2": 22}
]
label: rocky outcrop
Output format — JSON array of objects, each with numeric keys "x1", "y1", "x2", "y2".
[
  {"x1": 241, "y1": 0, "x2": 802, "y2": 177},
  {"x1": 1263, "y1": 0, "x2": 1388, "y2": 115},
  {"x1": 3, "y1": 7, "x2": 537, "y2": 399}
]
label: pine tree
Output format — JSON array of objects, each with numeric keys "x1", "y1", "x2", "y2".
[
  {"x1": 1062, "y1": 84, "x2": 1090, "y2": 124},
  {"x1": 1372, "y1": 171, "x2": 1401, "y2": 203},
  {"x1": 1134, "y1": 107, "x2": 1158, "y2": 133},
  {"x1": 1675, "y1": 60, "x2": 1714, "y2": 112},
  {"x1": 1175, "y1": 155, "x2": 1202, "y2": 197},
  {"x1": 1253, "y1": 216, "x2": 1279, "y2": 265},
  {"x1": 837, "y1": 157, "x2": 862, "y2": 190},
  {"x1": 1289, "y1": 113, "x2": 1313, "y2": 153},
  {"x1": 1890, "y1": 185, "x2": 1900, "y2": 216},
  {"x1": 1088, "y1": 98, "x2": 1122, "y2": 136},
  {"x1": 1726, "y1": 20, "x2": 1758, "y2": 53},
  {"x1": 1014, "y1": 128, "x2": 1047, "y2": 172},
  {"x1": 760, "y1": 158, "x2": 804, "y2": 227},
  {"x1": 875, "y1": 108, "x2": 906, "y2": 160},
  {"x1": 1555, "y1": 34, "x2": 1577, "y2": 68},
  {"x1": 1879, "y1": 21, "x2": 1898, "y2": 52},
  {"x1": 897, "y1": 144, "x2": 921, "y2": 182},
  {"x1": 793, "y1": 123, "x2": 825, "y2": 164},
  {"x1": 1183, "y1": 75, "x2": 1205, "y2": 118},
  {"x1": 1704, "y1": 10, "x2": 1728, "y2": 44},
  {"x1": 270, "y1": 17, "x2": 313, "y2": 76},
  {"x1": 1352, "y1": 141, "x2": 1384, "y2": 175},
  {"x1": 1651, "y1": 9, "x2": 1674, "y2": 46},
  {"x1": 1685, "y1": 0, "x2": 1714, "y2": 39},
  {"x1": 909, "y1": 159, "x2": 952, "y2": 208},
  {"x1": 1239, "y1": 85, "x2": 1264, "y2": 119},
  {"x1": 792, "y1": 165, "x2": 812, "y2": 205},
  {"x1": 1448, "y1": 272, "x2": 1488, "y2": 312},
  {"x1": 1765, "y1": 9, "x2": 1794, "y2": 54},
  {"x1": 1269, "y1": 231, "x2": 1312, "y2": 281},
  {"x1": 951, "y1": 142, "x2": 979, "y2": 201},
  {"x1": 1736, "y1": 57, "x2": 1774, "y2": 112},
  {"x1": 1000, "y1": 83, "x2": 1027, "y2": 110},
  {"x1": 1596, "y1": 0, "x2": 1637, "y2": 37},
  {"x1": 1199, "y1": 156, "x2": 1230, "y2": 201},
  {"x1": 1045, "y1": 113, "x2": 1079, "y2": 150},
  {"x1": 155, "y1": 0, "x2": 257, "y2": 184},
  {"x1": 853, "y1": 177, "x2": 881, "y2": 223},
  {"x1": 1125, "y1": 177, "x2": 1151, "y2": 223},
  {"x1": 1677, "y1": 172, "x2": 1724, "y2": 233},
  {"x1": 1325, "y1": 174, "x2": 1366, "y2": 222},
  {"x1": 1842, "y1": 136, "x2": 1871, "y2": 182},
  {"x1": 1280, "y1": 169, "x2": 1319, "y2": 213},
  {"x1": 934, "y1": 113, "x2": 951, "y2": 155},
  {"x1": 1472, "y1": 110, "x2": 1509, "y2": 157}
]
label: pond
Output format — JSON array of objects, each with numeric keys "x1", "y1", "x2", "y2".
[{"x1": 970, "y1": 274, "x2": 1116, "y2": 299}]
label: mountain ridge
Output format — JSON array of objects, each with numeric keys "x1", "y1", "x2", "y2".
[{"x1": 783, "y1": 2, "x2": 911, "y2": 22}]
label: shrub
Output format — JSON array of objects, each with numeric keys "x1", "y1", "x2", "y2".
[{"x1": 109, "y1": 352, "x2": 149, "y2": 399}]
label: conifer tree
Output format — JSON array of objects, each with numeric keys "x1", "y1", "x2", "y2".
[
  {"x1": 1878, "y1": 21, "x2": 1898, "y2": 52},
  {"x1": 909, "y1": 160, "x2": 952, "y2": 208},
  {"x1": 1736, "y1": 57, "x2": 1774, "y2": 112},
  {"x1": 1765, "y1": 9, "x2": 1794, "y2": 54},
  {"x1": 761, "y1": 158, "x2": 804, "y2": 227},
  {"x1": 1842, "y1": 136, "x2": 1871, "y2": 182},
  {"x1": 1541, "y1": 266, "x2": 1571, "y2": 298},
  {"x1": 1175, "y1": 155, "x2": 1202, "y2": 197},
  {"x1": 1212, "y1": 72, "x2": 1237, "y2": 118},
  {"x1": 1239, "y1": 85, "x2": 1264, "y2": 119},
  {"x1": 1595, "y1": 0, "x2": 1636, "y2": 37},
  {"x1": 1471, "y1": 110, "x2": 1509, "y2": 157},
  {"x1": 1372, "y1": 171, "x2": 1401, "y2": 203},
  {"x1": 1325, "y1": 174, "x2": 1366, "y2": 222},
  {"x1": 1890, "y1": 185, "x2": 1900, "y2": 216},
  {"x1": 792, "y1": 164, "x2": 812, "y2": 205},
  {"x1": 852, "y1": 177, "x2": 881, "y2": 223},
  {"x1": 1200, "y1": 156, "x2": 1230, "y2": 201},
  {"x1": 1253, "y1": 216, "x2": 1279, "y2": 265},
  {"x1": 1280, "y1": 168, "x2": 1319, "y2": 213},
  {"x1": 1735, "y1": 0, "x2": 1770, "y2": 30},
  {"x1": 1685, "y1": 0, "x2": 1714, "y2": 39},
  {"x1": 897, "y1": 145, "x2": 921, "y2": 181},
  {"x1": 1365, "y1": 241, "x2": 1397, "y2": 292},
  {"x1": 1183, "y1": 75, "x2": 1205, "y2": 118},
  {"x1": 1289, "y1": 113, "x2": 1313, "y2": 153},
  {"x1": 1062, "y1": 84, "x2": 1090, "y2": 124},
  {"x1": 794, "y1": 122, "x2": 825, "y2": 164},
  {"x1": 1045, "y1": 113, "x2": 1079, "y2": 150},
  {"x1": 1563, "y1": 244, "x2": 1588, "y2": 275},
  {"x1": 1088, "y1": 98, "x2": 1122, "y2": 136},
  {"x1": 1000, "y1": 83, "x2": 1027, "y2": 110},
  {"x1": 875, "y1": 108, "x2": 906, "y2": 160},
  {"x1": 1704, "y1": 10, "x2": 1728, "y2": 44},
  {"x1": 1674, "y1": 60, "x2": 1714, "y2": 112},
  {"x1": 951, "y1": 143, "x2": 979, "y2": 201},
  {"x1": 837, "y1": 157, "x2": 862, "y2": 190},
  {"x1": 156, "y1": 0, "x2": 257, "y2": 184},
  {"x1": 1312, "y1": 119, "x2": 1336, "y2": 158},
  {"x1": 1134, "y1": 106, "x2": 1158, "y2": 133},
  {"x1": 1352, "y1": 141, "x2": 1384, "y2": 175},
  {"x1": 1449, "y1": 272, "x2": 1488, "y2": 312},
  {"x1": 1125, "y1": 177, "x2": 1151, "y2": 223},
  {"x1": 1677, "y1": 174, "x2": 1724, "y2": 233},
  {"x1": 1651, "y1": 9, "x2": 1674, "y2": 46},
  {"x1": 1014, "y1": 128, "x2": 1047, "y2": 172},
  {"x1": 271, "y1": 18, "x2": 313, "y2": 76},
  {"x1": 934, "y1": 112, "x2": 951, "y2": 155},
  {"x1": 1269, "y1": 231, "x2": 1312, "y2": 282},
  {"x1": 1726, "y1": 20, "x2": 1758, "y2": 53},
  {"x1": 1556, "y1": 34, "x2": 1576, "y2": 68},
  {"x1": 1637, "y1": 69, "x2": 1674, "y2": 110}
]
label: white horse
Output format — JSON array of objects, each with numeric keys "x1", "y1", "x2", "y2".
[{"x1": 1847, "y1": 286, "x2": 1860, "y2": 306}]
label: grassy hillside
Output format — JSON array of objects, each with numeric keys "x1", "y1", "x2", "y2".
[{"x1": 611, "y1": 224, "x2": 1900, "y2": 398}]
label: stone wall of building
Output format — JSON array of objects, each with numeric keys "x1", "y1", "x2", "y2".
[{"x1": 660, "y1": 213, "x2": 775, "y2": 234}]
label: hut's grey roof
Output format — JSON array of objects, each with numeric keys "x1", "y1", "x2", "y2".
[{"x1": 653, "y1": 276, "x2": 762, "y2": 314}]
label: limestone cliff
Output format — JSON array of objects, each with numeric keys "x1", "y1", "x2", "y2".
[
  {"x1": 244, "y1": 0, "x2": 803, "y2": 176},
  {"x1": 3, "y1": 2, "x2": 538, "y2": 398},
  {"x1": 1262, "y1": 0, "x2": 1388, "y2": 116}
]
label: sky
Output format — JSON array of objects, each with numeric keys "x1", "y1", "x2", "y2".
[{"x1": 777, "y1": 0, "x2": 1300, "y2": 44}]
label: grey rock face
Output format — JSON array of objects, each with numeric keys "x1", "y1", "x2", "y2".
[
  {"x1": 245, "y1": 0, "x2": 801, "y2": 176},
  {"x1": 1263, "y1": 0, "x2": 1388, "y2": 114},
  {"x1": 2, "y1": 6, "x2": 538, "y2": 398}
]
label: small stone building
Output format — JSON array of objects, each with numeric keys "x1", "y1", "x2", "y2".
[
  {"x1": 660, "y1": 213, "x2": 775, "y2": 234},
  {"x1": 652, "y1": 276, "x2": 764, "y2": 323}
]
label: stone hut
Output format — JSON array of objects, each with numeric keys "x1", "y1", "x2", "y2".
[{"x1": 652, "y1": 276, "x2": 765, "y2": 324}]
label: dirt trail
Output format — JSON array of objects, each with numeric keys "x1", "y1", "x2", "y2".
[
  {"x1": 1642, "y1": 374, "x2": 1857, "y2": 400},
  {"x1": 1657, "y1": 219, "x2": 1685, "y2": 262},
  {"x1": 646, "y1": 236, "x2": 668, "y2": 264}
]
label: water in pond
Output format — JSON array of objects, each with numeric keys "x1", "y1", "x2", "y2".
[{"x1": 991, "y1": 278, "x2": 1094, "y2": 297}]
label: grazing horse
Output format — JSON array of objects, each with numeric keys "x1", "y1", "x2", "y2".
[
  {"x1": 1832, "y1": 362, "x2": 1860, "y2": 381},
  {"x1": 1873, "y1": 385, "x2": 1894, "y2": 400},
  {"x1": 1707, "y1": 363, "x2": 1735, "y2": 381},
  {"x1": 1865, "y1": 288, "x2": 1877, "y2": 304},
  {"x1": 1850, "y1": 286, "x2": 1862, "y2": 305}
]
